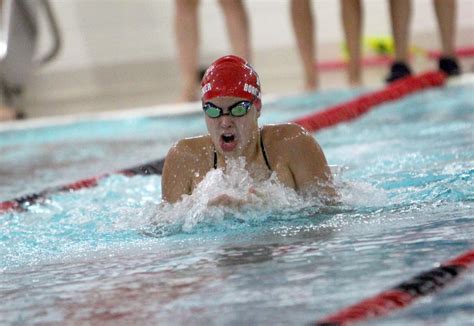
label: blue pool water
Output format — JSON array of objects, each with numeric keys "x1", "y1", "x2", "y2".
[{"x1": 0, "y1": 84, "x2": 473, "y2": 325}]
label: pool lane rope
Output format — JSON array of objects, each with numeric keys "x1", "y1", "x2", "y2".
[
  {"x1": 294, "y1": 70, "x2": 444, "y2": 132},
  {"x1": 0, "y1": 160, "x2": 165, "y2": 213},
  {"x1": 316, "y1": 249, "x2": 474, "y2": 326},
  {"x1": 0, "y1": 71, "x2": 446, "y2": 213}
]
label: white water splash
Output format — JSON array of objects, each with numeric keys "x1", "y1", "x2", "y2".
[
  {"x1": 336, "y1": 179, "x2": 388, "y2": 207},
  {"x1": 140, "y1": 160, "x2": 390, "y2": 235},
  {"x1": 147, "y1": 158, "x2": 313, "y2": 233}
]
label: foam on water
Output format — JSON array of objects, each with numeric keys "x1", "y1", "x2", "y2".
[
  {"x1": 147, "y1": 158, "x2": 315, "y2": 234},
  {"x1": 141, "y1": 158, "x2": 391, "y2": 237}
]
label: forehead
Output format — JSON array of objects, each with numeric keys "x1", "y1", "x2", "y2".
[{"x1": 206, "y1": 96, "x2": 248, "y2": 107}]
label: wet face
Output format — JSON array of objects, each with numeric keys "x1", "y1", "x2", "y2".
[{"x1": 204, "y1": 96, "x2": 260, "y2": 158}]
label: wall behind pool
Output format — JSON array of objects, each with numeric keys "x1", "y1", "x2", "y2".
[{"x1": 22, "y1": 0, "x2": 474, "y2": 117}]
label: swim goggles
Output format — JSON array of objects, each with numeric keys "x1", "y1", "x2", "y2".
[{"x1": 202, "y1": 100, "x2": 254, "y2": 118}]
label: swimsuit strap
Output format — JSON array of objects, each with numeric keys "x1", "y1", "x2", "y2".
[
  {"x1": 260, "y1": 127, "x2": 272, "y2": 171},
  {"x1": 213, "y1": 146, "x2": 218, "y2": 169},
  {"x1": 212, "y1": 128, "x2": 272, "y2": 171}
]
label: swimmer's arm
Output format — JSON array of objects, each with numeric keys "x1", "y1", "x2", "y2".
[
  {"x1": 286, "y1": 125, "x2": 338, "y2": 203},
  {"x1": 207, "y1": 187, "x2": 262, "y2": 208},
  {"x1": 161, "y1": 141, "x2": 193, "y2": 204},
  {"x1": 207, "y1": 194, "x2": 247, "y2": 208}
]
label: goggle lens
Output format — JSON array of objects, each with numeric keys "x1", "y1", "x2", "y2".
[
  {"x1": 204, "y1": 105, "x2": 222, "y2": 118},
  {"x1": 230, "y1": 103, "x2": 249, "y2": 117},
  {"x1": 203, "y1": 101, "x2": 252, "y2": 118}
]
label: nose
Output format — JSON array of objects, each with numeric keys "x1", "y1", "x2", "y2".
[{"x1": 219, "y1": 114, "x2": 233, "y2": 128}]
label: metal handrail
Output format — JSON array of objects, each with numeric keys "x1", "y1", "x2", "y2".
[
  {"x1": 37, "y1": 0, "x2": 61, "y2": 65},
  {"x1": 0, "y1": 0, "x2": 62, "y2": 65}
]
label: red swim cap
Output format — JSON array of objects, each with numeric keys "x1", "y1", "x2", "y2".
[{"x1": 201, "y1": 55, "x2": 262, "y2": 110}]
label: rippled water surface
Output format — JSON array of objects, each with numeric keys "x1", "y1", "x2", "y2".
[{"x1": 1, "y1": 85, "x2": 473, "y2": 325}]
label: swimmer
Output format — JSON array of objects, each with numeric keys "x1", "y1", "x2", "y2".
[{"x1": 162, "y1": 55, "x2": 337, "y2": 206}]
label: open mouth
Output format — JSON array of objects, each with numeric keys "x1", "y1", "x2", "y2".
[
  {"x1": 220, "y1": 133, "x2": 237, "y2": 152},
  {"x1": 221, "y1": 134, "x2": 235, "y2": 143}
]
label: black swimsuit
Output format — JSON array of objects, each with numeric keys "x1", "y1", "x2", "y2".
[{"x1": 213, "y1": 129, "x2": 272, "y2": 171}]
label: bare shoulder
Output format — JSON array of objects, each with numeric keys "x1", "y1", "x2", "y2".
[
  {"x1": 263, "y1": 123, "x2": 316, "y2": 147},
  {"x1": 168, "y1": 135, "x2": 211, "y2": 158},
  {"x1": 175, "y1": 135, "x2": 210, "y2": 150},
  {"x1": 164, "y1": 135, "x2": 213, "y2": 170},
  {"x1": 162, "y1": 135, "x2": 212, "y2": 202}
]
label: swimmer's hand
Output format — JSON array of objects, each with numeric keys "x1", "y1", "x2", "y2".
[
  {"x1": 207, "y1": 187, "x2": 263, "y2": 208},
  {"x1": 207, "y1": 194, "x2": 246, "y2": 208}
]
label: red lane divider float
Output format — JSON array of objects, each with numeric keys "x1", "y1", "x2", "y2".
[
  {"x1": 294, "y1": 70, "x2": 445, "y2": 132},
  {"x1": 0, "y1": 71, "x2": 446, "y2": 214},
  {"x1": 316, "y1": 250, "x2": 474, "y2": 326}
]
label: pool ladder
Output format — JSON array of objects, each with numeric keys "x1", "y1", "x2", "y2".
[{"x1": 0, "y1": 0, "x2": 61, "y2": 113}]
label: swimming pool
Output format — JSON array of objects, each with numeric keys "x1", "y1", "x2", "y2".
[{"x1": 0, "y1": 79, "x2": 473, "y2": 324}]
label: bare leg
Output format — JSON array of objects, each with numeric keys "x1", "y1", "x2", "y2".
[
  {"x1": 389, "y1": 0, "x2": 411, "y2": 62},
  {"x1": 433, "y1": 0, "x2": 461, "y2": 75},
  {"x1": 290, "y1": 0, "x2": 318, "y2": 90},
  {"x1": 219, "y1": 0, "x2": 251, "y2": 61},
  {"x1": 175, "y1": 0, "x2": 200, "y2": 102},
  {"x1": 433, "y1": 0, "x2": 456, "y2": 56},
  {"x1": 385, "y1": 0, "x2": 413, "y2": 82},
  {"x1": 341, "y1": 0, "x2": 362, "y2": 86}
]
